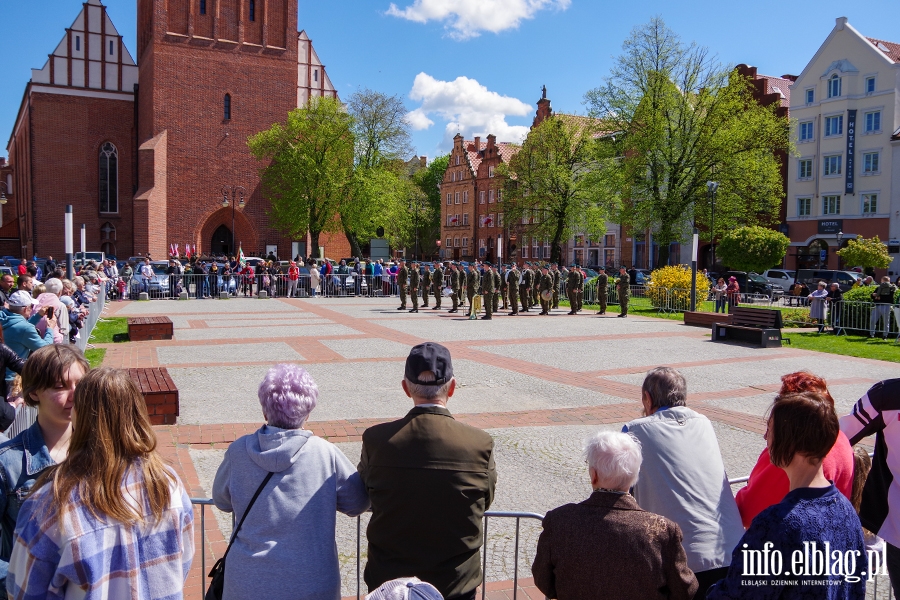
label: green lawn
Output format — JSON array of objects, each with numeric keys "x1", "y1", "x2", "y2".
[
  {"x1": 782, "y1": 331, "x2": 900, "y2": 363},
  {"x1": 87, "y1": 317, "x2": 129, "y2": 343},
  {"x1": 84, "y1": 348, "x2": 107, "y2": 368}
]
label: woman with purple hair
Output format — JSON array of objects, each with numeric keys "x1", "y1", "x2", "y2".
[{"x1": 212, "y1": 364, "x2": 370, "y2": 600}]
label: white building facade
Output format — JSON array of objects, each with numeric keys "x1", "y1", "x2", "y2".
[{"x1": 787, "y1": 17, "x2": 900, "y2": 274}]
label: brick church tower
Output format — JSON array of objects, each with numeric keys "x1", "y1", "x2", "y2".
[
  {"x1": 5, "y1": 0, "x2": 345, "y2": 261},
  {"x1": 135, "y1": 0, "x2": 300, "y2": 258}
]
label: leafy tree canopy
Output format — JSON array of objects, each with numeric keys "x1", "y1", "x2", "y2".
[
  {"x1": 497, "y1": 115, "x2": 619, "y2": 264},
  {"x1": 584, "y1": 17, "x2": 791, "y2": 267},
  {"x1": 837, "y1": 236, "x2": 892, "y2": 270},
  {"x1": 248, "y1": 96, "x2": 353, "y2": 254},
  {"x1": 716, "y1": 225, "x2": 789, "y2": 273}
]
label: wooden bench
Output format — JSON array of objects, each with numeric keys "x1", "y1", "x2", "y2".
[
  {"x1": 127, "y1": 367, "x2": 179, "y2": 425},
  {"x1": 712, "y1": 307, "x2": 783, "y2": 348},
  {"x1": 684, "y1": 311, "x2": 733, "y2": 328},
  {"x1": 127, "y1": 316, "x2": 173, "y2": 341}
]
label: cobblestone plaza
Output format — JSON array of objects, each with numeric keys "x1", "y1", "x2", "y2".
[{"x1": 99, "y1": 297, "x2": 894, "y2": 599}]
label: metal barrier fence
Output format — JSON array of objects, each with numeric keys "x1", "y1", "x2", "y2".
[
  {"x1": 188, "y1": 500, "x2": 548, "y2": 600},
  {"x1": 189, "y1": 471, "x2": 895, "y2": 599}
]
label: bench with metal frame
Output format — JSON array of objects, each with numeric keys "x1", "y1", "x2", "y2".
[{"x1": 711, "y1": 307, "x2": 783, "y2": 348}]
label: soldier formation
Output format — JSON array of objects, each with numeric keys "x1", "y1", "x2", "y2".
[{"x1": 395, "y1": 260, "x2": 631, "y2": 319}]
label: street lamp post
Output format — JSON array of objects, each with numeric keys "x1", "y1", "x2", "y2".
[
  {"x1": 221, "y1": 185, "x2": 246, "y2": 257},
  {"x1": 706, "y1": 181, "x2": 719, "y2": 269},
  {"x1": 836, "y1": 230, "x2": 844, "y2": 269}
]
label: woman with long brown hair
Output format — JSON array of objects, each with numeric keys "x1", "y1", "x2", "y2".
[{"x1": 6, "y1": 367, "x2": 193, "y2": 599}]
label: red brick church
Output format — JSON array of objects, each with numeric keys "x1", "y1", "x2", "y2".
[{"x1": 2, "y1": 0, "x2": 349, "y2": 260}]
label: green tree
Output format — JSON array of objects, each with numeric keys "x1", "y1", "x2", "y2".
[
  {"x1": 411, "y1": 154, "x2": 449, "y2": 258},
  {"x1": 716, "y1": 226, "x2": 789, "y2": 273},
  {"x1": 584, "y1": 17, "x2": 791, "y2": 267},
  {"x1": 837, "y1": 236, "x2": 892, "y2": 271},
  {"x1": 248, "y1": 97, "x2": 353, "y2": 255},
  {"x1": 497, "y1": 115, "x2": 618, "y2": 264},
  {"x1": 342, "y1": 89, "x2": 415, "y2": 256}
]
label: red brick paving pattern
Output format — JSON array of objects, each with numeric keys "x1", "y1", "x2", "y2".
[{"x1": 104, "y1": 298, "x2": 882, "y2": 599}]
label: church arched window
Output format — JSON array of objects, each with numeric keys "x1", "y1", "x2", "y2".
[
  {"x1": 99, "y1": 142, "x2": 118, "y2": 213},
  {"x1": 249, "y1": 0, "x2": 256, "y2": 21},
  {"x1": 224, "y1": 94, "x2": 231, "y2": 120}
]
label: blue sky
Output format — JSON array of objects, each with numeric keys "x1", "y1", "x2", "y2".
[{"x1": 1, "y1": 0, "x2": 898, "y2": 160}]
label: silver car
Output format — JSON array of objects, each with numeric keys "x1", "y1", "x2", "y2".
[{"x1": 761, "y1": 269, "x2": 795, "y2": 292}]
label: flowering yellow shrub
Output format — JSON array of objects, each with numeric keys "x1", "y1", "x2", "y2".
[{"x1": 646, "y1": 265, "x2": 710, "y2": 310}]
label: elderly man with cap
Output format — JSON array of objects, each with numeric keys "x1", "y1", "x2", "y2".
[
  {"x1": 0, "y1": 291, "x2": 54, "y2": 382},
  {"x1": 359, "y1": 342, "x2": 497, "y2": 600}
]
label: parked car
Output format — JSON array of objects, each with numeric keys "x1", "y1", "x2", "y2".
[
  {"x1": 761, "y1": 269, "x2": 796, "y2": 292},
  {"x1": 795, "y1": 269, "x2": 860, "y2": 292},
  {"x1": 722, "y1": 271, "x2": 780, "y2": 300}
]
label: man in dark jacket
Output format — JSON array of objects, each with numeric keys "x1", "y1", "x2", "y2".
[{"x1": 359, "y1": 343, "x2": 497, "y2": 600}]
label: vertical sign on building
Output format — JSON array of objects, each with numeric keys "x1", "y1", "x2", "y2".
[{"x1": 845, "y1": 109, "x2": 856, "y2": 195}]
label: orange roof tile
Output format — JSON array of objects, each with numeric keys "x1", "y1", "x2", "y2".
[{"x1": 867, "y1": 37, "x2": 900, "y2": 63}]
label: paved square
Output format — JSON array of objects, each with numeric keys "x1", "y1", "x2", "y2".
[{"x1": 98, "y1": 295, "x2": 894, "y2": 598}]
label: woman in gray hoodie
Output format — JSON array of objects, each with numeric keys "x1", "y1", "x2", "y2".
[{"x1": 213, "y1": 364, "x2": 370, "y2": 600}]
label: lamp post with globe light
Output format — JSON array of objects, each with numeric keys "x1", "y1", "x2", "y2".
[{"x1": 707, "y1": 181, "x2": 719, "y2": 268}]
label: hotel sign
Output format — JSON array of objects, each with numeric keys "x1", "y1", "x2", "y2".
[{"x1": 845, "y1": 109, "x2": 856, "y2": 195}]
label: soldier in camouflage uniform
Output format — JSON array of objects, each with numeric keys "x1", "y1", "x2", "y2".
[
  {"x1": 492, "y1": 265, "x2": 501, "y2": 314},
  {"x1": 551, "y1": 264, "x2": 561, "y2": 309},
  {"x1": 448, "y1": 263, "x2": 460, "y2": 312},
  {"x1": 466, "y1": 263, "x2": 480, "y2": 317},
  {"x1": 521, "y1": 263, "x2": 533, "y2": 312},
  {"x1": 421, "y1": 263, "x2": 431, "y2": 308},
  {"x1": 595, "y1": 266, "x2": 609, "y2": 315},
  {"x1": 431, "y1": 261, "x2": 444, "y2": 310},
  {"x1": 617, "y1": 266, "x2": 630, "y2": 317},
  {"x1": 499, "y1": 264, "x2": 509, "y2": 310},
  {"x1": 575, "y1": 266, "x2": 585, "y2": 313},
  {"x1": 506, "y1": 264, "x2": 520, "y2": 316},
  {"x1": 409, "y1": 261, "x2": 420, "y2": 313},
  {"x1": 457, "y1": 264, "x2": 466, "y2": 309},
  {"x1": 481, "y1": 263, "x2": 496, "y2": 320},
  {"x1": 566, "y1": 266, "x2": 580, "y2": 315},
  {"x1": 538, "y1": 265, "x2": 553, "y2": 315},
  {"x1": 397, "y1": 258, "x2": 409, "y2": 310},
  {"x1": 532, "y1": 263, "x2": 541, "y2": 307}
]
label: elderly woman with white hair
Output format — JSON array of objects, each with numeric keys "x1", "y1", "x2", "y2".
[
  {"x1": 531, "y1": 430, "x2": 697, "y2": 600},
  {"x1": 212, "y1": 364, "x2": 370, "y2": 600}
]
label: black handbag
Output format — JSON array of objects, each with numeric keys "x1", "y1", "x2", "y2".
[{"x1": 205, "y1": 471, "x2": 274, "y2": 600}]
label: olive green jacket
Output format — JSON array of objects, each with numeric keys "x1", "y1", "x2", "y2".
[{"x1": 359, "y1": 406, "x2": 497, "y2": 598}]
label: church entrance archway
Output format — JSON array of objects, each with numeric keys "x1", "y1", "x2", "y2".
[{"x1": 211, "y1": 225, "x2": 233, "y2": 256}]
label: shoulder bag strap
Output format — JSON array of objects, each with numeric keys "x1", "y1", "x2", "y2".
[{"x1": 221, "y1": 471, "x2": 274, "y2": 562}]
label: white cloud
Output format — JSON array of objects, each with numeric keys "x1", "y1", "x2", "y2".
[
  {"x1": 407, "y1": 73, "x2": 531, "y2": 149},
  {"x1": 386, "y1": 0, "x2": 571, "y2": 40}
]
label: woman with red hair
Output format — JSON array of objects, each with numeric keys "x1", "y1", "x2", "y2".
[{"x1": 734, "y1": 371, "x2": 854, "y2": 527}]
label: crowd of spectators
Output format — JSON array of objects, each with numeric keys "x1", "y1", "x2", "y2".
[{"x1": 0, "y1": 327, "x2": 897, "y2": 598}]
